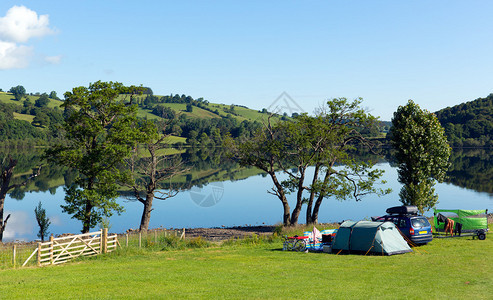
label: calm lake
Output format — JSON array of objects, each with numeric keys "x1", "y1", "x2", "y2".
[{"x1": 3, "y1": 148, "x2": 492, "y2": 242}]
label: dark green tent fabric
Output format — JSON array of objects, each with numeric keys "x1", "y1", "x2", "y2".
[{"x1": 332, "y1": 220, "x2": 412, "y2": 255}]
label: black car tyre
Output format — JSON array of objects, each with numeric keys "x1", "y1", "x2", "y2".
[{"x1": 478, "y1": 232, "x2": 486, "y2": 240}]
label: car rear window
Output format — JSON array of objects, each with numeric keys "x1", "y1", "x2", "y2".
[{"x1": 411, "y1": 217, "x2": 430, "y2": 229}]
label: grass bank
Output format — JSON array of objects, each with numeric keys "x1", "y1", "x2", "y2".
[{"x1": 0, "y1": 233, "x2": 491, "y2": 299}]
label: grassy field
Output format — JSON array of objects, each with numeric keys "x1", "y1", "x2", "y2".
[
  {"x1": 0, "y1": 232, "x2": 491, "y2": 299},
  {"x1": 12, "y1": 112, "x2": 34, "y2": 123}
]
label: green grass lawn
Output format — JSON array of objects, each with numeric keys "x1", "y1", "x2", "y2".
[{"x1": 1, "y1": 234, "x2": 491, "y2": 299}]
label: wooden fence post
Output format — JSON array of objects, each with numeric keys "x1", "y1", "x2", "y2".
[
  {"x1": 49, "y1": 234, "x2": 54, "y2": 264},
  {"x1": 102, "y1": 228, "x2": 108, "y2": 254},
  {"x1": 126, "y1": 234, "x2": 129, "y2": 247},
  {"x1": 37, "y1": 242, "x2": 41, "y2": 267},
  {"x1": 12, "y1": 245, "x2": 16, "y2": 268},
  {"x1": 154, "y1": 230, "x2": 157, "y2": 243},
  {"x1": 139, "y1": 232, "x2": 142, "y2": 248}
]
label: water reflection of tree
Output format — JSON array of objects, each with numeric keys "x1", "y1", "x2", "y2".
[
  {"x1": 0, "y1": 149, "x2": 76, "y2": 199},
  {"x1": 446, "y1": 149, "x2": 493, "y2": 195},
  {"x1": 5, "y1": 147, "x2": 493, "y2": 198}
]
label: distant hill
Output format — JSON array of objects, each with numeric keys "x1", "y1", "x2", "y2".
[
  {"x1": 0, "y1": 90, "x2": 286, "y2": 147},
  {"x1": 435, "y1": 94, "x2": 493, "y2": 147}
]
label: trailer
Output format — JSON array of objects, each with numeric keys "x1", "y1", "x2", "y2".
[{"x1": 433, "y1": 209, "x2": 489, "y2": 240}]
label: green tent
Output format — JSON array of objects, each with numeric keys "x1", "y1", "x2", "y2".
[
  {"x1": 332, "y1": 220, "x2": 412, "y2": 255},
  {"x1": 433, "y1": 209, "x2": 488, "y2": 234}
]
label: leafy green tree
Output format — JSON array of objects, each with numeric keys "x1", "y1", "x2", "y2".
[
  {"x1": 389, "y1": 100, "x2": 451, "y2": 213},
  {"x1": 186, "y1": 103, "x2": 193, "y2": 112},
  {"x1": 45, "y1": 81, "x2": 155, "y2": 233},
  {"x1": 49, "y1": 91, "x2": 59, "y2": 100},
  {"x1": 32, "y1": 111, "x2": 50, "y2": 127},
  {"x1": 187, "y1": 130, "x2": 198, "y2": 146},
  {"x1": 34, "y1": 201, "x2": 51, "y2": 241},
  {"x1": 9, "y1": 85, "x2": 26, "y2": 101},
  {"x1": 35, "y1": 93, "x2": 50, "y2": 108},
  {"x1": 228, "y1": 98, "x2": 390, "y2": 225}
]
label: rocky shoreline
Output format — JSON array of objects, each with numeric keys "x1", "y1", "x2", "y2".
[{"x1": 2, "y1": 214, "x2": 491, "y2": 245}]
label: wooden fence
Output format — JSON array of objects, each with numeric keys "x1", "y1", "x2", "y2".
[{"x1": 22, "y1": 228, "x2": 118, "y2": 267}]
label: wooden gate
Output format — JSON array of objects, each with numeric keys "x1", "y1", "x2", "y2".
[{"x1": 23, "y1": 228, "x2": 118, "y2": 267}]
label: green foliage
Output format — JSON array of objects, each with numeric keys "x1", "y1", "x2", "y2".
[
  {"x1": 34, "y1": 201, "x2": 51, "y2": 241},
  {"x1": 390, "y1": 100, "x2": 451, "y2": 213},
  {"x1": 229, "y1": 98, "x2": 390, "y2": 225},
  {"x1": 49, "y1": 91, "x2": 59, "y2": 100},
  {"x1": 186, "y1": 103, "x2": 193, "y2": 112},
  {"x1": 34, "y1": 93, "x2": 50, "y2": 108},
  {"x1": 9, "y1": 85, "x2": 26, "y2": 101},
  {"x1": 435, "y1": 94, "x2": 493, "y2": 147},
  {"x1": 62, "y1": 185, "x2": 123, "y2": 232},
  {"x1": 151, "y1": 105, "x2": 176, "y2": 119},
  {"x1": 45, "y1": 81, "x2": 156, "y2": 232}
]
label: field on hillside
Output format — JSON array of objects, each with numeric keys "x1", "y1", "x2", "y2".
[
  {"x1": 0, "y1": 92, "x2": 63, "y2": 109},
  {"x1": 1, "y1": 91, "x2": 283, "y2": 126},
  {"x1": 0, "y1": 232, "x2": 491, "y2": 299}
]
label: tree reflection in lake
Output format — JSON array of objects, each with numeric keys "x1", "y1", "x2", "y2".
[
  {"x1": 0, "y1": 147, "x2": 491, "y2": 242},
  {"x1": 2, "y1": 147, "x2": 492, "y2": 199},
  {"x1": 446, "y1": 148, "x2": 493, "y2": 195}
]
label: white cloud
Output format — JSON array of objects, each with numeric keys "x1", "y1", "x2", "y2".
[
  {"x1": 0, "y1": 40, "x2": 32, "y2": 69},
  {"x1": 45, "y1": 55, "x2": 62, "y2": 64},
  {"x1": 0, "y1": 5, "x2": 54, "y2": 43},
  {"x1": 0, "y1": 6, "x2": 57, "y2": 70}
]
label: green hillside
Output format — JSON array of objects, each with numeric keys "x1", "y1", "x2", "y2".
[
  {"x1": 0, "y1": 89, "x2": 285, "y2": 147},
  {"x1": 435, "y1": 94, "x2": 493, "y2": 147}
]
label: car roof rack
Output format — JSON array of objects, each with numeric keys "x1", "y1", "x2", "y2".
[{"x1": 386, "y1": 205, "x2": 419, "y2": 215}]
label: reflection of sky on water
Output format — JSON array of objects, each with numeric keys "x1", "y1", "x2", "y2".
[
  {"x1": 3, "y1": 163, "x2": 492, "y2": 242},
  {"x1": 3, "y1": 210, "x2": 33, "y2": 241}
]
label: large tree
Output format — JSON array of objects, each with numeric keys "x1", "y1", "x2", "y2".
[
  {"x1": 389, "y1": 100, "x2": 451, "y2": 213},
  {"x1": 227, "y1": 98, "x2": 390, "y2": 226},
  {"x1": 45, "y1": 81, "x2": 155, "y2": 233},
  {"x1": 9, "y1": 85, "x2": 26, "y2": 101},
  {"x1": 125, "y1": 132, "x2": 187, "y2": 233}
]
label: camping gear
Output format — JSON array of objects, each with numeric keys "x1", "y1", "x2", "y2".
[
  {"x1": 283, "y1": 228, "x2": 338, "y2": 252},
  {"x1": 433, "y1": 209, "x2": 489, "y2": 240},
  {"x1": 283, "y1": 235, "x2": 309, "y2": 251},
  {"x1": 303, "y1": 227, "x2": 323, "y2": 250},
  {"x1": 332, "y1": 220, "x2": 412, "y2": 255},
  {"x1": 386, "y1": 205, "x2": 419, "y2": 215}
]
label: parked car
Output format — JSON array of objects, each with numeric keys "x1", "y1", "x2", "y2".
[{"x1": 372, "y1": 205, "x2": 433, "y2": 245}]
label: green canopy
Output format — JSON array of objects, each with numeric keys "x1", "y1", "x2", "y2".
[{"x1": 332, "y1": 220, "x2": 412, "y2": 256}]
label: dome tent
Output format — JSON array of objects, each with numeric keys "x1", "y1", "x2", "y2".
[{"x1": 332, "y1": 220, "x2": 412, "y2": 255}]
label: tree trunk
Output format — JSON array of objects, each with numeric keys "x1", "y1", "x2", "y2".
[
  {"x1": 270, "y1": 172, "x2": 291, "y2": 226},
  {"x1": 139, "y1": 192, "x2": 154, "y2": 233},
  {"x1": 311, "y1": 195, "x2": 324, "y2": 224},
  {"x1": 290, "y1": 170, "x2": 306, "y2": 226},
  {"x1": 82, "y1": 201, "x2": 93, "y2": 233},
  {"x1": 306, "y1": 164, "x2": 321, "y2": 224},
  {"x1": 309, "y1": 167, "x2": 333, "y2": 224}
]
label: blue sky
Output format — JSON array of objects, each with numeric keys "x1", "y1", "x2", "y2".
[{"x1": 1, "y1": 1, "x2": 493, "y2": 120}]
